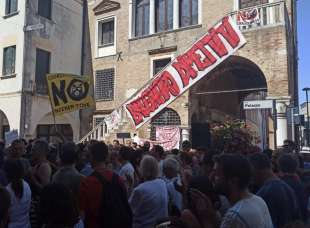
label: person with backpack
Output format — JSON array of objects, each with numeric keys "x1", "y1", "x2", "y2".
[{"x1": 79, "y1": 142, "x2": 132, "y2": 228}]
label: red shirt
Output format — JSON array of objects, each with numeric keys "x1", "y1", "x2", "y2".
[{"x1": 78, "y1": 168, "x2": 125, "y2": 228}]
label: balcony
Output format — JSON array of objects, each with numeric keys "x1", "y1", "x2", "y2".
[{"x1": 230, "y1": 1, "x2": 289, "y2": 31}]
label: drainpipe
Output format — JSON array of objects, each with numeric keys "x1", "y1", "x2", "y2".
[
  {"x1": 79, "y1": 0, "x2": 87, "y2": 138},
  {"x1": 20, "y1": 0, "x2": 30, "y2": 138}
]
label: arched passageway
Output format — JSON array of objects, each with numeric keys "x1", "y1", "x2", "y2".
[{"x1": 190, "y1": 56, "x2": 268, "y2": 148}]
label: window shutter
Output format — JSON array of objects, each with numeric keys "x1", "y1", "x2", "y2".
[{"x1": 95, "y1": 68, "x2": 115, "y2": 101}]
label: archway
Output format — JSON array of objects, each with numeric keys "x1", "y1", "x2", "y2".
[
  {"x1": 0, "y1": 110, "x2": 10, "y2": 141},
  {"x1": 189, "y1": 55, "x2": 268, "y2": 148},
  {"x1": 150, "y1": 108, "x2": 181, "y2": 140}
]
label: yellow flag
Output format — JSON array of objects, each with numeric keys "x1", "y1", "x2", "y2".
[{"x1": 47, "y1": 74, "x2": 95, "y2": 115}]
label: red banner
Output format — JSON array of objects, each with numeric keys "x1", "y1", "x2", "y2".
[{"x1": 124, "y1": 16, "x2": 246, "y2": 129}]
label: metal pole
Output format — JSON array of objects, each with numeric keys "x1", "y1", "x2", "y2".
[
  {"x1": 306, "y1": 90, "x2": 310, "y2": 147},
  {"x1": 273, "y1": 100, "x2": 277, "y2": 150},
  {"x1": 291, "y1": 107, "x2": 295, "y2": 141}
]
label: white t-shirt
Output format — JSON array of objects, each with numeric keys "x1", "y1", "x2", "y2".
[
  {"x1": 221, "y1": 194, "x2": 273, "y2": 228},
  {"x1": 6, "y1": 180, "x2": 31, "y2": 228}
]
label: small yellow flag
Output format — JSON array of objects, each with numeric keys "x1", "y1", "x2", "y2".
[{"x1": 47, "y1": 74, "x2": 95, "y2": 115}]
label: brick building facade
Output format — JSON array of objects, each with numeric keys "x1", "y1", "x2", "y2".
[{"x1": 84, "y1": 0, "x2": 298, "y2": 149}]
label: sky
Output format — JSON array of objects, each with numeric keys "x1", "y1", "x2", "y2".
[{"x1": 298, "y1": 0, "x2": 310, "y2": 103}]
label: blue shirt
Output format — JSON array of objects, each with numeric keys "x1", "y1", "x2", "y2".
[
  {"x1": 80, "y1": 163, "x2": 93, "y2": 176},
  {"x1": 257, "y1": 178, "x2": 301, "y2": 228},
  {"x1": 129, "y1": 179, "x2": 168, "y2": 228}
]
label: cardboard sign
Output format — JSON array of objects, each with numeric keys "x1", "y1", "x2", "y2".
[
  {"x1": 124, "y1": 16, "x2": 246, "y2": 129},
  {"x1": 47, "y1": 74, "x2": 95, "y2": 115}
]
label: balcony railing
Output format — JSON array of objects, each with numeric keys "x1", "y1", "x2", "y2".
[{"x1": 230, "y1": 1, "x2": 286, "y2": 31}]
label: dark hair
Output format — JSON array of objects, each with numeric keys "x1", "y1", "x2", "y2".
[
  {"x1": 119, "y1": 146, "x2": 133, "y2": 161},
  {"x1": 249, "y1": 152, "x2": 271, "y2": 170},
  {"x1": 130, "y1": 148, "x2": 143, "y2": 167},
  {"x1": 89, "y1": 142, "x2": 108, "y2": 162},
  {"x1": 188, "y1": 176, "x2": 220, "y2": 209},
  {"x1": 113, "y1": 140, "x2": 120, "y2": 144},
  {"x1": 278, "y1": 153, "x2": 298, "y2": 173},
  {"x1": 263, "y1": 149, "x2": 273, "y2": 160},
  {"x1": 32, "y1": 139, "x2": 49, "y2": 156},
  {"x1": 143, "y1": 141, "x2": 150, "y2": 151},
  {"x1": 202, "y1": 152, "x2": 215, "y2": 168},
  {"x1": 214, "y1": 153, "x2": 252, "y2": 190},
  {"x1": 4, "y1": 159, "x2": 25, "y2": 199},
  {"x1": 182, "y1": 140, "x2": 192, "y2": 151},
  {"x1": 39, "y1": 183, "x2": 79, "y2": 227},
  {"x1": 0, "y1": 187, "x2": 10, "y2": 224},
  {"x1": 171, "y1": 149, "x2": 179, "y2": 155},
  {"x1": 180, "y1": 152, "x2": 192, "y2": 165},
  {"x1": 11, "y1": 139, "x2": 24, "y2": 147},
  {"x1": 153, "y1": 145, "x2": 165, "y2": 157},
  {"x1": 60, "y1": 142, "x2": 77, "y2": 165}
]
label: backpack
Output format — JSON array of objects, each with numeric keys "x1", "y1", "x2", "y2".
[{"x1": 91, "y1": 171, "x2": 133, "y2": 228}]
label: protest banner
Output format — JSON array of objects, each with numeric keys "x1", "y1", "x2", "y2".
[
  {"x1": 124, "y1": 16, "x2": 246, "y2": 129},
  {"x1": 237, "y1": 8, "x2": 260, "y2": 25},
  {"x1": 156, "y1": 126, "x2": 180, "y2": 151},
  {"x1": 47, "y1": 74, "x2": 95, "y2": 115},
  {"x1": 105, "y1": 109, "x2": 122, "y2": 130}
]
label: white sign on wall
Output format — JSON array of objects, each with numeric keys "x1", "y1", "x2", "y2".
[{"x1": 243, "y1": 100, "x2": 273, "y2": 110}]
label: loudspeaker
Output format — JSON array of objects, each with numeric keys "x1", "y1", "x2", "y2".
[{"x1": 191, "y1": 123, "x2": 211, "y2": 149}]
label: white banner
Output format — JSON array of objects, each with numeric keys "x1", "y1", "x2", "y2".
[
  {"x1": 237, "y1": 8, "x2": 260, "y2": 25},
  {"x1": 105, "y1": 109, "x2": 121, "y2": 130},
  {"x1": 124, "y1": 16, "x2": 246, "y2": 129},
  {"x1": 156, "y1": 126, "x2": 180, "y2": 151}
]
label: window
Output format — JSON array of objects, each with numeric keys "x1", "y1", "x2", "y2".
[
  {"x1": 35, "y1": 49, "x2": 50, "y2": 94},
  {"x1": 3, "y1": 46, "x2": 16, "y2": 76},
  {"x1": 156, "y1": 0, "x2": 173, "y2": 32},
  {"x1": 153, "y1": 58, "x2": 171, "y2": 76},
  {"x1": 37, "y1": 124, "x2": 73, "y2": 142},
  {"x1": 180, "y1": 0, "x2": 198, "y2": 27},
  {"x1": 95, "y1": 68, "x2": 115, "y2": 101},
  {"x1": 38, "y1": 0, "x2": 52, "y2": 19},
  {"x1": 135, "y1": 0, "x2": 150, "y2": 36},
  {"x1": 98, "y1": 19, "x2": 115, "y2": 47},
  {"x1": 239, "y1": 0, "x2": 268, "y2": 9},
  {"x1": 94, "y1": 117, "x2": 105, "y2": 126},
  {"x1": 5, "y1": 0, "x2": 18, "y2": 15}
]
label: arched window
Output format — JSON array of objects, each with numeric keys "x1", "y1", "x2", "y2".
[{"x1": 151, "y1": 108, "x2": 181, "y2": 140}]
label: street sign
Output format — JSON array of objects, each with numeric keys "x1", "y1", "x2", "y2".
[
  {"x1": 24, "y1": 24, "x2": 44, "y2": 32},
  {"x1": 116, "y1": 133, "x2": 131, "y2": 139},
  {"x1": 243, "y1": 100, "x2": 273, "y2": 110}
]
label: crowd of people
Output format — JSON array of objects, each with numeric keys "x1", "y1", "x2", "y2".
[{"x1": 0, "y1": 138, "x2": 310, "y2": 228}]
